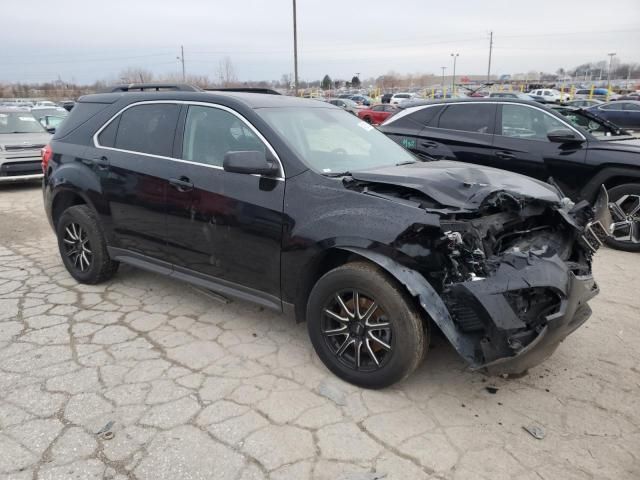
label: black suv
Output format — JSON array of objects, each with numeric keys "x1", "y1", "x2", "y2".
[
  {"x1": 379, "y1": 98, "x2": 640, "y2": 251},
  {"x1": 44, "y1": 86, "x2": 606, "y2": 388}
]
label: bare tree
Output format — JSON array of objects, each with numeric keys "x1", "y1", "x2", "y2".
[
  {"x1": 118, "y1": 67, "x2": 154, "y2": 84},
  {"x1": 216, "y1": 57, "x2": 238, "y2": 87}
]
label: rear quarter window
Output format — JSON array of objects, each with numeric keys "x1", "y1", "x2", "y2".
[
  {"x1": 53, "y1": 102, "x2": 112, "y2": 139},
  {"x1": 389, "y1": 105, "x2": 444, "y2": 129}
]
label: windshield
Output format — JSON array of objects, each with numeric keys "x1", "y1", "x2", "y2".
[
  {"x1": 257, "y1": 107, "x2": 417, "y2": 174},
  {"x1": 0, "y1": 112, "x2": 46, "y2": 134}
]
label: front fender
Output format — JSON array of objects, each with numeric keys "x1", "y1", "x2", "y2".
[{"x1": 337, "y1": 247, "x2": 478, "y2": 366}]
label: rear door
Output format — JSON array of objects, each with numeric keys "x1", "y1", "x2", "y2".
[
  {"x1": 163, "y1": 103, "x2": 285, "y2": 305},
  {"x1": 419, "y1": 102, "x2": 497, "y2": 165},
  {"x1": 94, "y1": 102, "x2": 180, "y2": 263},
  {"x1": 492, "y1": 103, "x2": 588, "y2": 190}
]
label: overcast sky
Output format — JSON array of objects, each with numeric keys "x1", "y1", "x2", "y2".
[{"x1": 1, "y1": 0, "x2": 639, "y2": 84}]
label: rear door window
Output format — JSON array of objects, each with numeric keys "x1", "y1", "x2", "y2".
[
  {"x1": 438, "y1": 103, "x2": 496, "y2": 134},
  {"x1": 114, "y1": 104, "x2": 180, "y2": 157}
]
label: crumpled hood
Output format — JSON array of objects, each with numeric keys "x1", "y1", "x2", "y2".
[{"x1": 349, "y1": 160, "x2": 561, "y2": 210}]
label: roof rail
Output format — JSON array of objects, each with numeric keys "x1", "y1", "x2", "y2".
[
  {"x1": 204, "y1": 88, "x2": 281, "y2": 95},
  {"x1": 107, "y1": 83, "x2": 202, "y2": 92}
]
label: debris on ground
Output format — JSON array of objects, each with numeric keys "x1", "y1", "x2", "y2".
[
  {"x1": 96, "y1": 421, "x2": 115, "y2": 440},
  {"x1": 523, "y1": 424, "x2": 546, "y2": 440},
  {"x1": 485, "y1": 386, "x2": 499, "y2": 394}
]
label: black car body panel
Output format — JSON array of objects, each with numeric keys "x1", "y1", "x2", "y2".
[{"x1": 44, "y1": 91, "x2": 605, "y2": 375}]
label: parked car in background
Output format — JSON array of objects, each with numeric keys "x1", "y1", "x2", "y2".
[
  {"x1": 489, "y1": 92, "x2": 546, "y2": 103},
  {"x1": 587, "y1": 101, "x2": 640, "y2": 130},
  {"x1": 31, "y1": 106, "x2": 69, "y2": 132},
  {"x1": 327, "y1": 98, "x2": 362, "y2": 115},
  {"x1": 390, "y1": 92, "x2": 415, "y2": 105},
  {"x1": 357, "y1": 104, "x2": 397, "y2": 124},
  {"x1": 0, "y1": 108, "x2": 51, "y2": 182},
  {"x1": 527, "y1": 88, "x2": 570, "y2": 103},
  {"x1": 617, "y1": 92, "x2": 640, "y2": 101},
  {"x1": 60, "y1": 100, "x2": 76, "y2": 111},
  {"x1": 380, "y1": 98, "x2": 640, "y2": 251},
  {"x1": 564, "y1": 99, "x2": 604, "y2": 108},
  {"x1": 349, "y1": 94, "x2": 372, "y2": 106},
  {"x1": 43, "y1": 87, "x2": 604, "y2": 387},
  {"x1": 34, "y1": 100, "x2": 58, "y2": 108}
]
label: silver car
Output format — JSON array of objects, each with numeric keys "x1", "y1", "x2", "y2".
[{"x1": 0, "y1": 108, "x2": 51, "y2": 183}]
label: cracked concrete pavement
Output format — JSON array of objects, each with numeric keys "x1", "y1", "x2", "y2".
[{"x1": 0, "y1": 182, "x2": 639, "y2": 480}]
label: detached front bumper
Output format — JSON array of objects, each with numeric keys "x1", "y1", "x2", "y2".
[{"x1": 443, "y1": 252, "x2": 599, "y2": 375}]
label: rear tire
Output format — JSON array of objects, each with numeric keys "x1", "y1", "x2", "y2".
[
  {"x1": 604, "y1": 183, "x2": 640, "y2": 252},
  {"x1": 363, "y1": 116, "x2": 372, "y2": 124},
  {"x1": 56, "y1": 205, "x2": 119, "y2": 284},
  {"x1": 306, "y1": 261, "x2": 427, "y2": 389}
]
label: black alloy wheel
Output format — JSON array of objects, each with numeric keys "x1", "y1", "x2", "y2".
[{"x1": 307, "y1": 262, "x2": 427, "y2": 389}]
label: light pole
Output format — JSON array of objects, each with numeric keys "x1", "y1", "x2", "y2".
[
  {"x1": 607, "y1": 52, "x2": 616, "y2": 91},
  {"x1": 440, "y1": 66, "x2": 446, "y2": 89},
  {"x1": 292, "y1": 0, "x2": 299, "y2": 96},
  {"x1": 450, "y1": 53, "x2": 459, "y2": 94}
]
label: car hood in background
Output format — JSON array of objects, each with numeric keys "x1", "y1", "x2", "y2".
[
  {"x1": 349, "y1": 160, "x2": 561, "y2": 210},
  {"x1": 0, "y1": 132, "x2": 51, "y2": 149}
]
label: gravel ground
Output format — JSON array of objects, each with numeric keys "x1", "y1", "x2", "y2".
[{"x1": 0, "y1": 181, "x2": 638, "y2": 480}]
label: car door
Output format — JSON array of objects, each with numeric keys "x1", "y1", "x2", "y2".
[
  {"x1": 94, "y1": 102, "x2": 180, "y2": 263},
  {"x1": 163, "y1": 103, "x2": 285, "y2": 304},
  {"x1": 413, "y1": 102, "x2": 497, "y2": 165},
  {"x1": 620, "y1": 102, "x2": 640, "y2": 128},
  {"x1": 491, "y1": 103, "x2": 588, "y2": 189}
]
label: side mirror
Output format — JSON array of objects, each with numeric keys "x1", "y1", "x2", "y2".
[
  {"x1": 547, "y1": 129, "x2": 583, "y2": 143},
  {"x1": 223, "y1": 151, "x2": 279, "y2": 176},
  {"x1": 46, "y1": 127, "x2": 56, "y2": 134}
]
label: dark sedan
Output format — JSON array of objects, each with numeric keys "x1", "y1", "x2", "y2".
[{"x1": 587, "y1": 101, "x2": 640, "y2": 130}]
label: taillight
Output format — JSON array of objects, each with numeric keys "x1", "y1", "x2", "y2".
[{"x1": 41, "y1": 144, "x2": 52, "y2": 173}]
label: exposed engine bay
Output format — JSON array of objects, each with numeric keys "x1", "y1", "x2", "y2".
[{"x1": 343, "y1": 162, "x2": 609, "y2": 374}]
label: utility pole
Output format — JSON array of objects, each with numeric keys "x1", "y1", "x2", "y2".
[
  {"x1": 487, "y1": 31, "x2": 493, "y2": 83},
  {"x1": 451, "y1": 53, "x2": 459, "y2": 94},
  {"x1": 440, "y1": 66, "x2": 446, "y2": 88},
  {"x1": 180, "y1": 45, "x2": 185, "y2": 81},
  {"x1": 292, "y1": 0, "x2": 299, "y2": 96},
  {"x1": 607, "y1": 52, "x2": 616, "y2": 91}
]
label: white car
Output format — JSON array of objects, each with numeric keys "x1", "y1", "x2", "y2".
[
  {"x1": 527, "y1": 89, "x2": 570, "y2": 103},
  {"x1": 34, "y1": 100, "x2": 59, "y2": 108},
  {"x1": 390, "y1": 93, "x2": 416, "y2": 105}
]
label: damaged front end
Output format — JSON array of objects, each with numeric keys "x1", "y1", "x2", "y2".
[
  {"x1": 435, "y1": 188, "x2": 609, "y2": 374},
  {"x1": 344, "y1": 161, "x2": 609, "y2": 374}
]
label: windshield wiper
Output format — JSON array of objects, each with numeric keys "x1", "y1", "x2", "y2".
[
  {"x1": 396, "y1": 160, "x2": 417, "y2": 166},
  {"x1": 322, "y1": 171, "x2": 352, "y2": 178}
]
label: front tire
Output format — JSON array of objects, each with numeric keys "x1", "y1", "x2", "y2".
[
  {"x1": 306, "y1": 262, "x2": 427, "y2": 388},
  {"x1": 56, "y1": 205, "x2": 119, "y2": 283},
  {"x1": 604, "y1": 183, "x2": 640, "y2": 252}
]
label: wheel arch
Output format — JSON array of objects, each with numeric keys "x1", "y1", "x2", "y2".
[
  {"x1": 579, "y1": 166, "x2": 640, "y2": 202},
  {"x1": 296, "y1": 246, "x2": 477, "y2": 366},
  {"x1": 51, "y1": 188, "x2": 93, "y2": 229}
]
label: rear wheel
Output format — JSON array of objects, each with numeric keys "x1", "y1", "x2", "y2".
[
  {"x1": 605, "y1": 183, "x2": 640, "y2": 252},
  {"x1": 56, "y1": 205, "x2": 119, "y2": 283},
  {"x1": 363, "y1": 116, "x2": 372, "y2": 124},
  {"x1": 307, "y1": 262, "x2": 427, "y2": 388}
]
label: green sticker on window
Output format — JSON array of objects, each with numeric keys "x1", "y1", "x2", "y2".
[{"x1": 400, "y1": 137, "x2": 416, "y2": 149}]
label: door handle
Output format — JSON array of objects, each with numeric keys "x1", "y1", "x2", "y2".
[
  {"x1": 420, "y1": 141, "x2": 438, "y2": 148},
  {"x1": 495, "y1": 151, "x2": 515, "y2": 160},
  {"x1": 169, "y1": 177, "x2": 194, "y2": 192}
]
